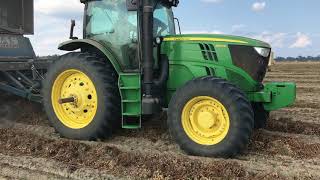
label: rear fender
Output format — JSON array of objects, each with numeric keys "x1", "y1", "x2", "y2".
[{"x1": 58, "y1": 39, "x2": 122, "y2": 73}]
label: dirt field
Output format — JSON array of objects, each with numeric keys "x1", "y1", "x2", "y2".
[{"x1": 0, "y1": 62, "x2": 319, "y2": 179}]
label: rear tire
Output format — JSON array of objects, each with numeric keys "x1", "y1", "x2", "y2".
[
  {"x1": 42, "y1": 52, "x2": 121, "y2": 140},
  {"x1": 168, "y1": 77, "x2": 254, "y2": 158},
  {"x1": 252, "y1": 103, "x2": 270, "y2": 129}
]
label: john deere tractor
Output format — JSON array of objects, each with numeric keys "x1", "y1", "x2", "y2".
[{"x1": 40, "y1": 0, "x2": 296, "y2": 157}]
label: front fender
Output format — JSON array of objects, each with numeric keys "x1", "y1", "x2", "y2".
[{"x1": 58, "y1": 39, "x2": 122, "y2": 73}]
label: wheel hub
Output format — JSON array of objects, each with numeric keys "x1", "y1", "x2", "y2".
[
  {"x1": 197, "y1": 111, "x2": 215, "y2": 129},
  {"x1": 51, "y1": 69, "x2": 98, "y2": 129},
  {"x1": 182, "y1": 96, "x2": 230, "y2": 145}
]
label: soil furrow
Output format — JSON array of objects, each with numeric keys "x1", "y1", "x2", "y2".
[
  {"x1": 267, "y1": 117, "x2": 320, "y2": 136},
  {"x1": 11, "y1": 121, "x2": 320, "y2": 160},
  {"x1": 271, "y1": 109, "x2": 320, "y2": 124},
  {"x1": 237, "y1": 154, "x2": 320, "y2": 180},
  {"x1": 266, "y1": 75, "x2": 320, "y2": 79},
  {"x1": 249, "y1": 130, "x2": 320, "y2": 159},
  {"x1": 0, "y1": 163, "x2": 70, "y2": 180},
  {"x1": 0, "y1": 128, "x2": 253, "y2": 179},
  {"x1": 265, "y1": 80, "x2": 320, "y2": 85},
  {"x1": 0, "y1": 154, "x2": 124, "y2": 180},
  {"x1": 4, "y1": 124, "x2": 320, "y2": 179},
  {"x1": 2, "y1": 126, "x2": 320, "y2": 179},
  {"x1": 292, "y1": 99, "x2": 320, "y2": 109}
]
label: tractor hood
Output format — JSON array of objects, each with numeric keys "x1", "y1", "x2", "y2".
[{"x1": 163, "y1": 34, "x2": 271, "y2": 48}]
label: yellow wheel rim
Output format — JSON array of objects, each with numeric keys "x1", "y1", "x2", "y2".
[
  {"x1": 182, "y1": 96, "x2": 230, "y2": 145},
  {"x1": 51, "y1": 69, "x2": 98, "y2": 129}
]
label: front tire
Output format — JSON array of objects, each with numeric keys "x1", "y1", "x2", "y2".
[
  {"x1": 168, "y1": 77, "x2": 254, "y2": 158},
  {"x1": 42, "y1": 52, "x2": 121, "y2": 140}
]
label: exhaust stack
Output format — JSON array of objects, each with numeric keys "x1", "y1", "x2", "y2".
[{"x1": 142, "y1": 0, "x2": 154, "y2": 97}]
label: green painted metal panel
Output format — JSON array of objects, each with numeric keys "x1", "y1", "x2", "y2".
[
  {"x1": 118, "y1": 73, "x2": 141, "y2": 129},
  {"x1": 262, "y1": 82, "x2": 296, "y2": 111},
  {"x1": 161, "y1": 34, "x2": 295, "y2": 112},
  {"x1": 247, "y1": 82, "x2": 296, "y2": 111},
  {"x1": 247, "y1": 91, "x2": 271, "y2": 103},
  {"x1": 162, "y1": 35, "x2": 262, "y2": 102},
  {"x1": 58, "y1": 39, "x2": 122, "y2": 73},
  {"x1": 163, "y1": 34, "x2": 271, "y2": 48}
]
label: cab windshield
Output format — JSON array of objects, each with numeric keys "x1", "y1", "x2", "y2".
[
  {"x1": 154, "y1": 4, "x2": 176, "y2": 36},
  {"x1": 85, "y1": 2, "x2": 175, "y2": 39}
]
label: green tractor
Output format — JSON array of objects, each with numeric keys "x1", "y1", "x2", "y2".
[{"x1": 42, "y1": 0, "x2": 296, "y2": 157}]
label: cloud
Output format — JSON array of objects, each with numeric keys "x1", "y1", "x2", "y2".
[
  {"x1": 34, "y1": 0, "x2": 83, "y2": 18},
  {"x1": 249, "y1": 31, "x2": 287, "y2": 48},
  {"x1": 252, "y1": 2, "x2": 266, "y2": 12},
  {"x1": 290, "y1": 32, "x2": 312, "y2": 48},
  {"x1": 28, "y1": 15, "x2": 83, "y2": 55},
  {"x1": 200, "y1": 0, "x2": 224, "y2": 3},
  {"x1": 28, "y1": 0, "x2": 84, "y2": 55}
]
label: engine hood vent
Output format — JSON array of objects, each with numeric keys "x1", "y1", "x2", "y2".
[{"x1": 199, "y1": 43, "x2": 218, "y2": 62}]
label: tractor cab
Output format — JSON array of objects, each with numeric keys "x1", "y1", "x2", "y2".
[{"x1": 83, "y1": 0, "x2": 176, "y2": 70}]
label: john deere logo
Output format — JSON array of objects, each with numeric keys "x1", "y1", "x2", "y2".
[{"x1": 0, "y1": 36, "x2": 19, "y2": 48}]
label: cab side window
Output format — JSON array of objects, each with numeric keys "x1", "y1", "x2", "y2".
[{"x1": 87, "y1": 7, "x2": 117, "y2": 35}]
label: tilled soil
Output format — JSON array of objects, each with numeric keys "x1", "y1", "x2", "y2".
[{"x1": 0, "y1": 62, "x2": 320, "y2": 179}]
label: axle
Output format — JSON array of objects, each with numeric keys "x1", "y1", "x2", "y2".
[{"x1": 58, "y1": 97, "x2": 75, "y2": 104}]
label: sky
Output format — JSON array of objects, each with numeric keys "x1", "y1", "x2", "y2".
[{"x1": 29, "y1": 0, "x2": 320, "y2": 57}]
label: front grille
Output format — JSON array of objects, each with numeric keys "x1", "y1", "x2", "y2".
[{"x1": 229, "y1": 45, "x2": 270, "y2": 82}]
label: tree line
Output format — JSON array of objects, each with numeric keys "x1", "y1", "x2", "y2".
[{"x1": 275, "y1": 56, "x2": 320, "y2": 61}]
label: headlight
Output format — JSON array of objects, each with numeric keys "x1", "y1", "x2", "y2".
[{"x1": 254, "y1": 47, "x2": 271, "y2": 58}]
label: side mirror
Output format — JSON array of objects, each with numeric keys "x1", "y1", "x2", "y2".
[{"x1": 127, "y1": 0, "x2": 138, "y2": 11}]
